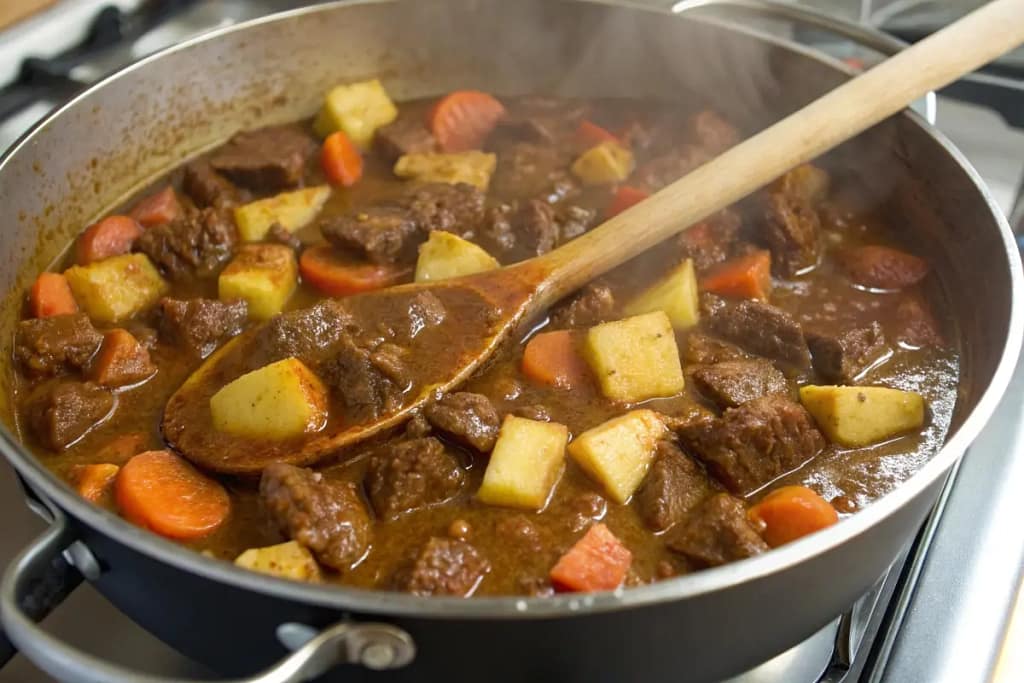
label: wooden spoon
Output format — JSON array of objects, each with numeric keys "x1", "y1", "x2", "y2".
[{"x1": 165, "y1": 0, "x2": 1024, "y2": 474}]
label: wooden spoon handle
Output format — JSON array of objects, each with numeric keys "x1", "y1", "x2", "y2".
[{"x1": 533, "y1": 0, "x2": 1024, "y2": 306}]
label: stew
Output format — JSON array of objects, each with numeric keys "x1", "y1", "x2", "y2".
[{"x1": 9, "y1": 79, "x2": 959, "y2": 596}]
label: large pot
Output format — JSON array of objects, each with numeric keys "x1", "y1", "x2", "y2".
[{"x1": 0, "y1": 1, "x2": 1020, "y2": 681}]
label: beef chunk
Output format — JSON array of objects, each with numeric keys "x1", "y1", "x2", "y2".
[
  {"x1": 137, "y1": 207, "x2": 238, "y2": 280},
  {"x1": 159, "y1": 297, "x2": 248, "y2": 358},
  {"x1": 637, "y1": 441, "x2": 714, "y2": 532},
  {"x1": 635, "y1": 144, "x2": 710, "y2": 191},
  {"x1": 251, "y1": 299, "x2": 354, "y2": 367},
  {"x1": 321, "y1": 206, "x2": 418, "y2": 264},
  {"x1": 498, "y1": 96, "x2": 589, "y2": 144},
  {"x1": 15, "y1": 313, "x2": 103, "y2": 377},
  {"x1": 404, "y1": 413, "x2": 433, "y2": 439},
  {"x1": 691, "y1": 359, "x2": 789, "y2": 409},
  {"x1": 396, "y1": 537, "x2": 490, "y2": 596},
  {"x1": 209, "y1": 124, "x2": 315, "y2": 193},
  {"x1": 837, "y1": 245, "x2": 929, "y2": 290},
  {"x1": 25, "y1": 380, "x2": 114, "y2": 450},
  {"x1": 678, "y1": 395, "x2": 825, "y2": 495},
  {"x1": 705, "y1": 296, "x2": 811, "y2": 367},
  {"x1": 320, "y1": 333, "x2": 408, "y2": 421},
  {"x1": 491, "y1": 142, "x2": 578, "y2": 202},
  {"x1": 763, "y1": 191, "x2": 822, "y2": 277},
  {"x1": 806, "y1": 322, "x2": 888, "y2": 383},
  {"x1": 182, "y1": 161, "x2": 243, "y2": 209},
  {"x1": 481, "y1": 204, "x2": 517, "y2": 252},
  {"x1": 895, "y1": 296, "x2": 944, "y2": 348},
  {"x1": 266, "y1": 223, "x2": 303, "y2": 251},
  {"x1": 260, "y1": 463, "x2": 371, "y2": 571},
  {"x1": 365, "y1": 437, "x2": 465, "y2": 519},
  {"x1": 684, "y1": 333, "x2": 752, "y2": 365},
  {"x1": 691, "y1": 110, "x2": 740, "y2": 154},
  {"x1": 375, "y1": 115, "x2": 436, "y2": 161},
  {"x1": 483, "y1": 200, "x2": 595, "y2": 256},
  {"x1": 667, "y1": 493, "x2": 768, "y2": 567},
  {"x1": 405, "y1": 182, "x2": 486, "y2": 237},
  {"x1": 676, "y1": 210, "x2": 742, "y2": 272},
  {"x1": 424, "y1": 392, "x2": 500, "y2": 452},
  {"x1": 516, "y1": 200, "x2": 558, "y2": 255},
  {"x1": 556, "y1": 204, "x2": 597, "y2": 242},
  {"x1": 391, "y1": 290, "x2": 446, "y2": 343},
  {"x1": 548, "y1": 282, "x2": 615, "y2": 329}
]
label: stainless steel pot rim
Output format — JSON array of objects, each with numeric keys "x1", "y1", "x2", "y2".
[{"x1": 0, "y1": 0, "x2": 1020, "y2": 620}]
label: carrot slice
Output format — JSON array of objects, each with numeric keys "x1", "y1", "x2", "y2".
[
  {"x1": 606, "y1": 185, "x2": 650, "y2": 218},
  {"x1": 90, "y1": 329, "x2": 156, "y2": 387},
  {"x1": 321, "y1": 131, "x2": 364, "y2": 187},
  {"x1": 76, "y1": 215, "x2": 143, "y2": 265},
  {"x1": 838, "y1": 245, "x2": 929, "y2": 290},
  {"x1": 747, "y1": 485, "x2": 839, "y2": 548},
  {"x1": 115, "y1": 450, "x2": 230, "y2": 540},
  {"x1": 428, "y1": 90, "x2": 506, "y2": 152},
  {"x1": 300, "y1": 245, "x2": 410, "y2": 296},
  {"x1": 576, "y1": 119, "x2": 620, "y2": 149},
  {"x1": 129, "y1": 186, "x2": 181, "y2": 227},
  {"x1": 95, "y1": 433, "x2": 147, "y2": 465},
  {"x1": 69, "y1": 464, "x2": 120, "y2": 504},
  {"x1": 700, "y1": 249, "x2": 773, "y2": 301},
  {"x1": 30, "y1": 272, "x2": 78, "y2": 318},
  {"x1": 521, "y1": 330, "x2": 591, "y2": 389},
  {"x1": 550, "y1": 523, "x2": 632, "y2": 593}
]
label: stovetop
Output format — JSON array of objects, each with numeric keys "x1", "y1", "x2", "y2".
[{"x1": 0, "y1": 1, "x2": 1022, "y2": 681}]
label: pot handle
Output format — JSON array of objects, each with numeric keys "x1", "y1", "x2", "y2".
[
  {"x1": 1, "y1": 510, "x2": 415, "y2": 683},
  {"x1": 671, "y1": 0, "x2": 937, "y2": 124}
]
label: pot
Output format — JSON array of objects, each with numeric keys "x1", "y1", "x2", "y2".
[{"x1": 0, "y1": 1, "x2": 1020, "y2": 681}]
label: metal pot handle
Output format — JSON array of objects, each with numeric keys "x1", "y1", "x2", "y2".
[
  {"x1": 0, "y1": 509, "x2": 415, "y2": 682},
  {"x1": 672, "y1": 0, "x2": 937, "y2": 124}
]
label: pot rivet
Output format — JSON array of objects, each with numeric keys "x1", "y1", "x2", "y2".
[
  {"x1": 61, "y1": 541, "x2": 101, "y2": 581},
  {"x1": 360, "y1": 642, "x2": 396, "y2": 670}
]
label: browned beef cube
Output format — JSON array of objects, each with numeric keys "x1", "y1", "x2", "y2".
[
  {"x1": 209, "y1": 124, "x2": 315, "y2": 193},
  {"x1": 498, "y1": 96, "x2": 589, "y2": 144},
  {"x1": 481, "y1": 204, "x2": 517, "y2": 253},
  {"x1": 678, "y1": 395, "x2": 825, "y2": 495},
  {"x1": 375, "y1": 115, "x2": 436, "y2": 161},
  {"x1": 424, "y1": 392, "x2": 500, "y2": 452},
  {"x1": 182, "y1": 161, "x2": 244, "y2": 209},
  {"x1": 557, "y1": 204, "x2": 597, "y2": 242},
  {"x1": 491, "y1": 142, "x2": 578, "y2": 202},
  {"x1": 159, "y1": 298, "x2": 248, "y2": 358},
  {"x1": 516, "y1": 199, "x2": 558, "y2": 255},
  {"x1": 548, "y1": 282, "x2": 615, "y2": 329},
  {"x1": 321, "y1": 206, "x2": 418, "y2": 264},
  {"x1": 250, "y1": 299, "x2": 353, "y2": 367},
  {"x1": 635, "y1": 144, "x2": 710, "y2": 191},
  {"x1": 395, "y1": 290, "x2": 446, "y2": 342},
  {"x1": 676, "y1": 210, "x2": 742, "y2": 272},
  {"x1": 806, "y1": 322, "x2": 888, "y2": 383},
  {"x1": 25, "y1": 380, "x2": 114, "y2": 450},
  {"x1": 137, "y1": 207, "x2": 238, "y2": 280},
  {"x1": 705, "y1": 296, "x2": 811, "y2": 367},
  {"x1": 365, "y1": 437, "x2": 465, "y2": 519},
  {"x1": 691, "y1": 359, "x2": 789, "y2": 409},
  {"x1": 895, "y1": 297, "x2": 944, "y2": 348},
  {"x1": 636, "y1": 441, "x2": 713, "y2": 532},
  {"x1": 397, "y1": 537, "x2": 490, "y2": 596},
  {"x1": 763, "y1": 191, "x2": 822, "y2": 277},
  {"x1": 320, "y1": 333, "x2": 407, "y2": 421},
  {"x1": 260, "y1": 463, "x2": 371, "y2": 572},
  {"x1": 405, "y1": 182, "x2": 485, "y2": 237},
  {"x1": 15, "y1": 313, "x2": 103, "y2": 377},
  {"x1": 684, "y1": 333, "x2": 752, "y2": 365},
  {"x1": 837, "y1": 245, "x2": 929, "y2": 290},
  {"x1": 667, "y1": 493, "x2": 768, "y2": 567}
]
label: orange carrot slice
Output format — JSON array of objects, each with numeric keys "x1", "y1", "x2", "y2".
[
  {"x1": 76, "y1": 215, "x2": 143, "y2": 265},
  {"x1": 700, "y1": 250, "x2": 773, "y2": 301},
  {"x1": 300, "y1": 245, "x2": 409, "y2": 296},
  {"x1": 321, "y1": 130, "x2": 364, "y2": 187},
  {"x1": 747, "y1": 485, "x2": 839, "y2": 547},
  {"x1": 550, "y1": 523, "x2": 632, "y2": 592},
  {"x1": 29, "y1": 272, "x2": 78, "y2": 318},
  {"x1": 129, "y1": 186, "x2": 181, "y2": 227},
  {"x1": 428, "y1": 90, "x2": 505, "y2": 152},
  {"x1": 521, "y1": 330, "x2": 591, "y2": 390}
]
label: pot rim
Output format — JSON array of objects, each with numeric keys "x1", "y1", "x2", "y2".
[{"x1": 1, "y1": 0, "x2": 1021, "y2": 621}]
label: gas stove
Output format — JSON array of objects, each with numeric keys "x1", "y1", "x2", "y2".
[{"x1": 0, "y1": 1, "x2": 1022, "y2": 681}]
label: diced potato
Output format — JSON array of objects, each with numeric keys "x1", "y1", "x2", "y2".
[
  {"x1": 415, "y1": 231, "x2": 500, "y2": 282},
  {"x1": 234, "y1": 185, "x2": 331, "y2": 242},
  {"x1": 210, "y1": 357, "x2": 327, "y2": 439},
  {"x1": 571, "y1": 141, "x2": 634, "y2": 185},
  {"x1": 313, "y1": 78, "x2": 398, "y2": 148},
  {"x1": 234, "y1": 540, "x2": 322, "y2": 582},
  {"x1": 583, "y1": 311, "x2": 685, "y2": 402},
  {"x1": 218, "y1": 244, "x2": 297, "y2": 320},
  {"x1": 477, "y1": 416, "x2": 568, "y2": 510},
  {"x1": 64, "y1": 254, "x2": 168, "y2": 323},
  {"x1": 624, "y1": 259, "x2": 700, "y2": 330},
  {"x1": 567, "y1": 410, "x2": 667, "y2": 504},
  {"x1": 393, "y1": 151, "x2": 496, "y2": 190},
  {"x1": 799, "y1": 385, "x2": 925, "y2": 448}
]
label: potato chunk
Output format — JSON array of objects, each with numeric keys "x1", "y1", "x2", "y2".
[
  {"x1": 571, "y1": 141, "x2": 634, "y2": 185},
  {"x1": 234, "y1": 540, "x2": 322, "y2": 582},
  {"x1": 567, "y1": 410, "x2": 667, "y2": 504},
  {"x1": 415, "y1": 231, "x2": 500, "y2": 282},
  {"x1": 210, "y1": 357, "x2": 327, "y2": 439},
  {"x1": 799, "y1": 385, "x2": 925, "y2": 447},
  {"x1": 583, "y1": 311, "x2": 685, "y2": 402},
  {"x1": 234, "y1": 185, "x2": 331, "y2": 242},
  {"x1": 477, "y1": 416, "x2": 568, "y2": 510},
  {"x1": 394, "y1": 151, "x2": 496, "y2": 190},
  {"x1": 218, "y1": 244, "x2": 297, "y2": 320},
  {"x1": 313, "y1": 78, "x2": 398, "y2": 148},
  {"x1": 64, "y1": 254, "x2": 168, "y2": 323},
  {"x1": 624, "y1": 259, "x2": 700, "y2": 330}
]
